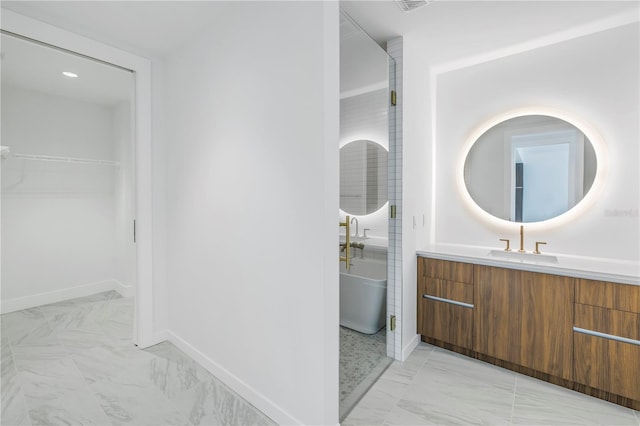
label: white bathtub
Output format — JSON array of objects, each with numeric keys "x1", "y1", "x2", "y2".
[{"x1": 340, "y1": 258, "x2": 387, "y2": 334}]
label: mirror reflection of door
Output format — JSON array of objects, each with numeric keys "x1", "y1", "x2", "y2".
[
  {"x1": 509, "y1": 129, "x2": 583, "y2": 222},
  {"x1": 515, "y1": 162, "x2": 523, "y2": 222},
  {"x1": 464, "y1": 115, "x2": 598, "y2": 223}
]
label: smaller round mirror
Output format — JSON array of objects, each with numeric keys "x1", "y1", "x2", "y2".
[
  {"x1": 464, "y1": 115, "x2": 597, "y2": 223},
  {"x1": 340, "y1": 140, "x2": 388, "y2": 215}
]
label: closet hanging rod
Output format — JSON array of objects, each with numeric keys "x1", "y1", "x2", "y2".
[{"x1": 11, "y1": 153, "x2": 120, "y2": 167}]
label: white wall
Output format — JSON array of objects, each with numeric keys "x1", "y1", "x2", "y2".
[
  {"x1": 434, "y1": 23, "x2": 639, "y2": 261},
  {"x1": 161, "y1": 2, "x2": 339, "y2": 424},
  {"x1": 399, "y1": 37, "x2": 432, "y2": 357},
  {"x1": 1, "y1": 86, "x2": 117, "y2": 306}
]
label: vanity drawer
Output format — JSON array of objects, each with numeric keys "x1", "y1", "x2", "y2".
[
  {"x1": 421, "y1": 277, "x2": 474, "y2": 305},
  {"x1": 574, "y1": 304, "x2": 640, "y2": 341},
  {"x1": 576, "y1": 279, "x2": 640, "y2": 313},
  {"x1": 574, "y1": 332, "x2": 640, "y2": 402},
  {"x1": 419, "y1": 297, "x2": 473, "y2": 349},
  {"x1": 573, "y1": 303, "x2": 640, "y2": 402},
  {"x1": 419, "y1": 258, "x2": 474, "y2": 284}
]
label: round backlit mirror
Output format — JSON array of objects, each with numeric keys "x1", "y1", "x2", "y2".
[
  {"x1": 463, "y1": 115, "x2": 597, "y2": 223},
  {"x1": 340, "y1": 139, "x2": 388, "y2": 215}
]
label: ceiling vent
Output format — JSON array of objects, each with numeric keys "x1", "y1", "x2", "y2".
[{"x1": 394, "y1": 0, "x2": 433, "y2": 13}]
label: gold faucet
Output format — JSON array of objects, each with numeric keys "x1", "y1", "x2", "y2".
[
  {"x1": 339, "y1": 216, "x2": 351, "y2": 270},
  {"x1": 534, "y1": 241, "x2": 547, "y2": 254},
  {"x1": 518, "y1": 225, "x2": 526, "y2": 252},
  {"x1": 499, "y1": 238, "x2": 511, "y2": 251}
]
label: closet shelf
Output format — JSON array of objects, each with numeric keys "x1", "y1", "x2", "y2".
[{"x1": 11, "y1": 153, "x2": 120, "y2": 167}]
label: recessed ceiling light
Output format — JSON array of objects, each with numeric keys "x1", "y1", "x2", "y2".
[{"x1": 62, "y1": 71, "x2": 78, "y2": 78}]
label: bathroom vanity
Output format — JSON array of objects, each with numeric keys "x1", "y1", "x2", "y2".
[{"x1": 416, "y1": 248, "x2": 640, "y2": 410}]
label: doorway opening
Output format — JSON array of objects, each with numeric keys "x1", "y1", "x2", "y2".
[
  {"x1": 1, "y1": 7, "x2": 154, "y2": 347},
  {"x1": 338, "y1": 9, "x2": 396, "y2": 421},
  {"x1": 1, "y1": 30, "x2": 137, "y2": 343},
  {"x1": 509, "y1": 129, "x2": 584, "y2": 222}
]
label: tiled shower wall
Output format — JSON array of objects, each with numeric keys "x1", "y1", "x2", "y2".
[
  {"x1": 339, "y1": 141, "x2": 387, "y2": 216},
  {"x1": 387, "y1": 37, "x2": 403, "y2": 360},
  {"x1": 340, "y1": 89, "x2": 389, "y2": 150},
  {"x1": 340, "y1": 89, "x2": 390, "y2": 239}
]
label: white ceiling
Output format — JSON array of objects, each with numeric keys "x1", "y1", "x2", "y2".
[
  {"x1": 4, "y1": 1, "x2": 637, "y2": 66},
  {"x1": 1, "y1": 33, "x2": 132, "y2": 106},
  {"x1": 1, "y1": 1, "x2": 232, "y2": 59},
  {"x1": 1, "y1": 0, "x2": 639, "y2": 61},
  {"x1": 0, "y1": 1, "x2": 231, "y2": 106},
  {"x1": 341, "y1": 0, "x2": 639, "y2": 67},
  {"x1": 2, "y1": 1, "x2": 637, "y2": 104}
]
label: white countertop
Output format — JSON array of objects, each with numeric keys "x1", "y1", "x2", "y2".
[{"x1": 417, "y1": 244, "x2": 640, "y2": 286}]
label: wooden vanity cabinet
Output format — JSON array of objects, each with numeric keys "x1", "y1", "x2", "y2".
[
  {"x1": 573, "y1": 279, "x2": 640, "y2": 402},
  {"x1": 473, "y1": 265, "x2": 575, "y2": 380},
  {"x1": 417, "y1": 255, "x2": 640, "y2": 409},
  {"x1": 417, "y1": 258, "x2": 474, "y2": 349}
]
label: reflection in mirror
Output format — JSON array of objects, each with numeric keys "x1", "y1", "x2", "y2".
[
  {"x1": 464, "y1": 115, "x2": 597, "y2": 223},
  {"x1": 338, "y1": 9, "x2": 394, "y2": 423},
  {"x1": 340, "y1": 140, "x2": 388, "y2": 215}
]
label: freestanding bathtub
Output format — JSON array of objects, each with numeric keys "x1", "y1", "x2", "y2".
[{"x1": 340, "y1": 257, "x2": 387, "y2": 334}]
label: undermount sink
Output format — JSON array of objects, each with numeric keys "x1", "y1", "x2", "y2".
[{"x1": 488, "y1": 249, "x2": 559, "y2": 264}]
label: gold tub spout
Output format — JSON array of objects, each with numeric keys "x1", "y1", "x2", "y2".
[{"x1": 518, "y1": 225, "x2": 526, "y2": 253}]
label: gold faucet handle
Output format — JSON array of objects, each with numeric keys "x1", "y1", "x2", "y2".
[
  {"x1": 534, "y1": 241, "x2": 547, "y2": 254},
  {"x1": 499, "y1": 238, "x2": 511, "y2": 251}
]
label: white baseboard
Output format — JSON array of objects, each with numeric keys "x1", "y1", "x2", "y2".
[
  {"x1": 1, "y1": 279, "x2": 130, "y2": 314},
  {"x1": 167, "y1": 331, "x2": 303, "y2": 426},
  {"x1": 401, "y1": 333, "x2": 421, "y2": 361},
  {"x1": 132, "y1": 329, "x2": 168, "y2": 350},
  {"x1": 113, "y1": 280, "x2": 135, "y2": 298},
  {"x1": 153, "y1": 330, "x2": 169, "y2": 343}
]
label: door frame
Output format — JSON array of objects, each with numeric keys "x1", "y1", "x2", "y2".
[
  {"x1": 504, "y1": 127, "x2": 582, "y2": 222},
  {"x1": 1, "y1": 9, "x2": 156, "y2": 348}
]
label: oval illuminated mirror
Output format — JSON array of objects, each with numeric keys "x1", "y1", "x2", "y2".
[
  {"x1": 340, "y1": 139, "x2": 388, "y2": 215},
  {"x1": 463, "y1": 115, "x2": 597, "y2": 223}
]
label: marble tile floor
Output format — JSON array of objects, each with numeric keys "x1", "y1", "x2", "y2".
[
  {"x1": 1, "y1": 291, "x2": 275, "y2": 426},
  {"x1": 340, "y1": 326, "x2": 393, "y2": 422},
  {"x1": 344, "y1": 342, "x2": 640, "y2": 426}
]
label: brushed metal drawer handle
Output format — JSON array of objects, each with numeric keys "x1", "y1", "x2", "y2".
[
  {"x1": 573, "y1": 327, "x2": 640, "y2": 347},
  {"x1": 423, "y1": 294, "x2": 474, "y2": 309}
]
